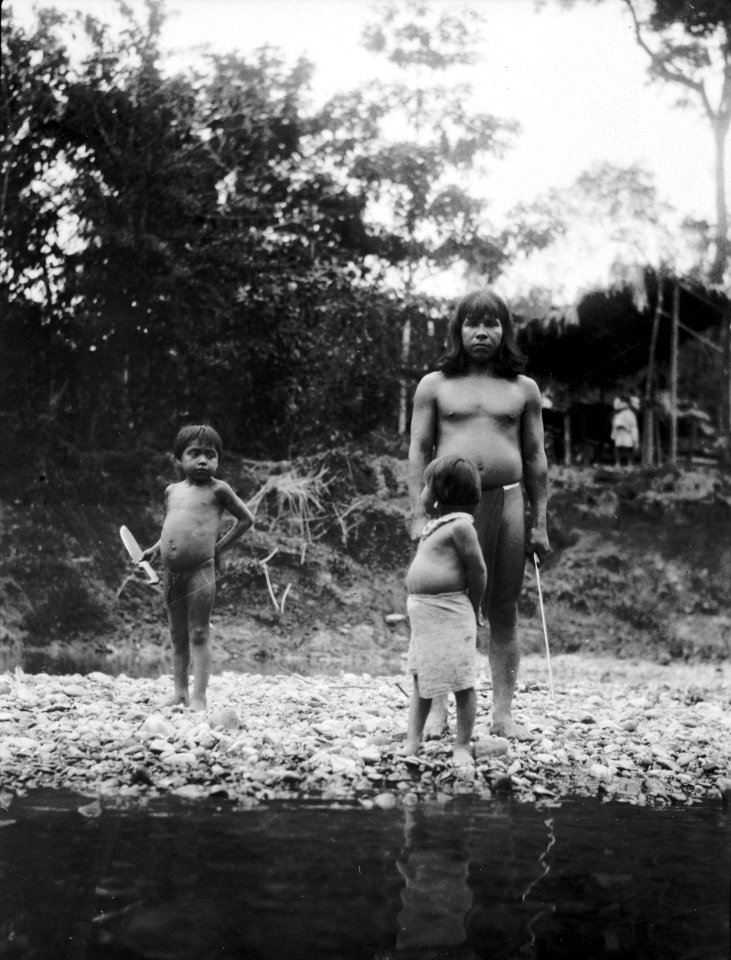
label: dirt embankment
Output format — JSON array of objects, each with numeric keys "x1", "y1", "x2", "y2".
[{"x1": 1, "y1": 447, "x2": 730, "y2": 673}]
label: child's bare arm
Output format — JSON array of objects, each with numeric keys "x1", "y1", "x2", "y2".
[
  {"x1": 140, "y1": 540, "x2": 161, "y2": 563},
  {"x1": 452, "y1": 522, "x2": 487, "y2": 618},
  {"x1": 139, "y1": 486, "x2": 171, "y2": 563},
  {"x1": 214, "y1": 482, "x2": 255, "y2": 557}
]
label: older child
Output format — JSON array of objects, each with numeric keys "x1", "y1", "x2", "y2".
[
  {"x1": 408, "y1": 288, "x2": 550, "y2": 740},
  {"x1": 141, "y1": 424, "x2": 254, "y2": 711},
  {"x1": 402, "y1": 455, "x2": 487, "y2": 767}
]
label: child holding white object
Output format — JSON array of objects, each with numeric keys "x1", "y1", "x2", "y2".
[
  {"x1": 402, "y1": 455, "x2": 487, "y2": 767},
  {"x1": 141, "y1": 424, "x2": 254, "y2": 711}
]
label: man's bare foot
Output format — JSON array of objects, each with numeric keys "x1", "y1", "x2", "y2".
[
  {"x1": 397, "y1": 739, "x2": 421, "y2": 758},
  {"x1": 161, "y1": 692, "x2": 189, "y2": 708},
  {"x1": 452, "y1": 745, "x2": 475, "y2": 768},
  {"x1": 491, "y1": 716, "x2": 533, "y2": 741},
  {"x1": 190, "y1": 697, "x2": 207, "y2": 712},
  {"x1": 423, "y1": 696, "x2": 449, "y2": 740}
]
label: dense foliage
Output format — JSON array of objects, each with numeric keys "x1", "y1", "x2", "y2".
[
  {"x1": 2, "y1": 0, "x2": 727, "y2": 474},
  {"x1": 1, "y1": 2, "x2": 449, "y2": 460}
]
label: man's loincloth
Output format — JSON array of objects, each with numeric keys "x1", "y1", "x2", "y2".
[
  {"x1": 406, "y1": 591, "x2": 476, "y2": 698},
  {"x1": 473, "y1": 481, "x2": 523, "y2": 617}
]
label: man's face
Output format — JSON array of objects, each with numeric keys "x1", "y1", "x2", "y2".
[
  {"x1": 460, "y1": 313, "x2": 503, "y2": 364},
  {"x1": 178, "y1": 440, "x2": 219, "y2": 484}
]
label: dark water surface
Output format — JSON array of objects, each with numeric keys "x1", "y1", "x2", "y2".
[{"x1": 1, "y1": 791, "x2": 728, "y2": 960}]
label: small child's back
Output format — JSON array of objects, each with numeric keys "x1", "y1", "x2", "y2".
[{"x1": 406, "y1": 513, "x2": 475, "y2": 597}]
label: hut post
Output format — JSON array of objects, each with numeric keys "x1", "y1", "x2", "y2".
[
  {"x1": 563, "y1": 411, "x2": 572, "y2": 466},
  {"x1": 724, "y1": 306, "x2": 731, "y2": 448},
  {"x1": 669, "y1": 281, "x2": 680, "y2": 464},
  {"x1": 643, "y1": 275, "x2": 664, "y2": 467}
]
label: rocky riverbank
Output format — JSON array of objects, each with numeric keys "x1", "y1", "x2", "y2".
[{"x1": 1, "y1": 654, "x2": 730, "y2": 811}]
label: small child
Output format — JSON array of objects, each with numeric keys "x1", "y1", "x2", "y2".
[
  {"x1": 402, "y1": 454, "x2": 487, "y2": 767},
  {"x1": 141, "y1": 424, "x2": 254, "y2": 711}
]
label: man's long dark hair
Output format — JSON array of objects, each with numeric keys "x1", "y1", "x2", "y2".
[{"x1": 438, "y1": 289, "x2": 526, "y2": 377}]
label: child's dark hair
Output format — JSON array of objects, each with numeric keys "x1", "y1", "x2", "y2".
[
  {"x1": 438, "y1": 289, "x2": 526, "y2": 377},
  {"x1": 424, "y1": 455, "x2": 481, "y2": 508},
  {"x1": 173, "y1": 424, "x2": 223, "y2": 459}
]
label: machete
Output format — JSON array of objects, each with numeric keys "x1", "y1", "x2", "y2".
[{"x1": 120, "y1": 525, "x2": 160, "y2": 584}]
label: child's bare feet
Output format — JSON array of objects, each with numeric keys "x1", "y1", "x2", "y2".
[
  {"x1": 161, "y1": 691, "x2": 189, "y2": 708},
  {"x1": 423, "y1": 695, "x2": 449, "y2": 740},
  {"x1": 397, "y1": 739, "x2": 422, "y2": 758},
  {"x1": 189, "y1": 697, "x2": 207, "y2": 712},
  {"x1": 452, "y1": 744, "x2": 475, "y2": 768}
]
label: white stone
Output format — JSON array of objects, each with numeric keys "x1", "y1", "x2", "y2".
[
  {"x1": 589, "y1": 763, "x2": 611, "y2": 780},
  {"x1": 358, "y1": 745, "x2": 381, "y2": 764}
]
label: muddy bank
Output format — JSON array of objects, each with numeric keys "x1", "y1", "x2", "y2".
[
  {"x1": 1, "y1": 454, "x2": 731, "y2": 670},
  {"x1": 1, "y1": 654, "x2": 729, "y2": 810}
]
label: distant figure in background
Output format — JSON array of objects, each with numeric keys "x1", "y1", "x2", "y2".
[
  {"x1": 402, "y1": 455, "x2": 486, "y2": 767},
  {"x1": 611, "y1": 395, "x2": 639, "y2": 468},
  {"x1": 141, "y1": 424, "x2": 254, "y2": 710}
]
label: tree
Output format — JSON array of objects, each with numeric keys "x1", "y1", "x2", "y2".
[
  {"x1": 1, "y1": 5, "x2": 76, "y2": 441},
  {"x1": 322, "y1": 0, "x2": 523, "y2": 431},
  {"x1": 3, "y1": 0, "x2": 454, "y2": 460},
  {"x1": 618, "y1": 0, "x2": 730, "y2": 286},
  {"x1": 192, "y1": 45, "x2": 403, "y2": 453},
  {"x1": 61, "y1": 4, "x2": 234, "y2": 445},
  {"x1": 502, "y1": 161, "x2": 680, "y2": 307}
]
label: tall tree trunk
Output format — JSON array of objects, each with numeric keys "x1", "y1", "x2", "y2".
[
  {"x1": 398, "y1": 263, "x2": 416, "y2": 435},
  {"x1": 710, "y1": 119, "x2": 730, "y2": 286},
  {"x1": 398, "y1": 316, "x2": 412, "y2": 435}
]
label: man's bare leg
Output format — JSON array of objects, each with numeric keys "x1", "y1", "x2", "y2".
[
  {"x1": 453, "y1": 687, "x2": 476, "y2": 766},
  {"x1": 187, "y1": 561, "x2": 216, "y2": 712},
  {"x1": 488, "y1": 604, "x2": 531, "y2": 740},
  {"x1": 399, "y1": 676, "x2": 433, "y2": 756},
  {"x1": 163, "y1": 588, "x2": 190, "y2": 707},
  {"x1": 486, "y1": 487, "x2": 533, "y2": 740}
]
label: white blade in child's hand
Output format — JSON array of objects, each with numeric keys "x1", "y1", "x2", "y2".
[{"x1": 120, "y1": 526, "x2": 160, "y2": 584}]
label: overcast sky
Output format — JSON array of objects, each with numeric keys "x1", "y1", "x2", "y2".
[{"x1": 13, "y1": 0, "x2": 725, "y2": 301}]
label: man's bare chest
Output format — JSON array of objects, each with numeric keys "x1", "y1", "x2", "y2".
[{"x1": 437, "y1": 381, "x2": 524, "y2": 427}]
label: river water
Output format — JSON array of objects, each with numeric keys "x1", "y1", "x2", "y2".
[
  {"x1": 1, "y1": 789, "x2": 728, "y2": 960},
  {"x1": 0, "y1": 642, "x2": 403, "y2": 680}
]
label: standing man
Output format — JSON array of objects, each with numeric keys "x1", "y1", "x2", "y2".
[{"x1": 408, "y1": 289, "x2": 550, "y2": 740}]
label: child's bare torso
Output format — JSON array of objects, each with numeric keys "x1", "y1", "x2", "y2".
[
  {"x1": 406, "y1": 522, "x2": 468, "y2": 596},
  {"x1": 434, "y1": 372, "x2": 527, "y2": 487},
  {"x1": 160, "y1": 479, "x2": 225, "y2": 571}
]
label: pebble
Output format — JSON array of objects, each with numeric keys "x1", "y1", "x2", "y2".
[
  {"x1": 210, "y1": 707, "x2": 241, "y2": 730},
  {"x1": 589, "y1": 763, "x2": 611, "y2": 780},
  {"x1": 475, "y1": 737, "x2": 510, "y2": 759},
  {"x1": 0, "y1": 654, "x2": 728, "y2": 809}
]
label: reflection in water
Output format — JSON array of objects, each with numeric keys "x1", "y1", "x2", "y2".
[
  {"x1": 521, "y1": 815, "x2": 556, "y2": 956},
  {"x1": 0, "y1": 792, "x2": 728, "y2": 959},
  {"x1": 1, "y1": 647, "x2": 169, "y2": 679},
  {"x1": 393, "y1": 806, "x2": 474, "y2": 958},
  {"x1": 0, "y1": 644, "x2": 403, "y2": 679}
]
